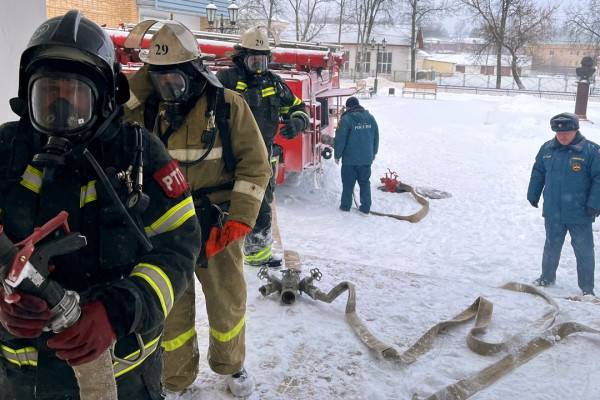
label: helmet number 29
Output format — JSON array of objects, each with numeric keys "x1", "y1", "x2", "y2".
[
  {"x1": 155, "y1": 44, "x2": 169, "y2": 56},
  {"x1": 256, "y1": 39, "x2": 264, "y2": 47}
]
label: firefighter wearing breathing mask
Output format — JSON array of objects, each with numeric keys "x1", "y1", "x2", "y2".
[
  {"x1": 0, "y1": 10, "x2": 201, "y2": 399},
  {"x1": 216, "y1": 26, "x2": 310, "y2": 268},
  {"x1": 124, "y1": 20, "x2": 271, "y2": 397}
]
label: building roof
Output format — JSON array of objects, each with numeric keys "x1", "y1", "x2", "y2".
[
  {"x1": 153, "y1": 0, "x2": 232, "y2": 16},
  {"x1": 280, "y1": 23, "x2": 411, "y2": 46}
]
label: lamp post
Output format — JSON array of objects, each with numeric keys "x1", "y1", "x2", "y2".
[
  {"x1": 206, "y1": 1, "x2": 239, "y2": 33},
  {"x1": 370, "y1": 37, "x2": 387, "y2": 95}
]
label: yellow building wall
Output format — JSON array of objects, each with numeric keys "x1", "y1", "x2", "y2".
[
  {"x1": 422, "y1": 59, "x2": 455, "y2": 75},
  {"x1": 529, "y1": 43, "x2": 598, "y2": 68},
  {"x1": 47, "y1": 0, "x2": 138, "y2": 27}
]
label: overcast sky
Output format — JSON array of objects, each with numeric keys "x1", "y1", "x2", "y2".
[{"x1": 438, "y1": 0, "x2": 576, "y2": 37}]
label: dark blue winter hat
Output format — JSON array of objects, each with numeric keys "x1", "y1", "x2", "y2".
[
  {"x1": 550, "y1": 112, "x2": 579, "y2": 132},
  {"x1": 346, "y1": 96, "x2": 360, "y2": 108}
]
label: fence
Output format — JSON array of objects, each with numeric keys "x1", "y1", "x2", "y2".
[{"x1": 341, "y1": 69, "x2": 598, "y2": 94}]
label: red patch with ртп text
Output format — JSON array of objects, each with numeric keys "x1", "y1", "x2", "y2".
[{"x1": 153, "y1": 160, "x2": 189, "y2": 198}]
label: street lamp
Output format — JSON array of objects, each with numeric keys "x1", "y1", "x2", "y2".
[
  {"x1": 370, "y1": 37, "x2": 387, "y2": 94},
  {"x1": 206, "y1": 1, "x2": 239, "y2": 33}
]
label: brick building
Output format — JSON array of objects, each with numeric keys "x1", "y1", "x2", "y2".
[{"x1": 47, "y1": 0, "x2": 138, "y2": 27}]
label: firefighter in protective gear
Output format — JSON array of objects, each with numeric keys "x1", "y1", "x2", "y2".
[
  {"x1": 124, "y1": 20, "x2": 271, "y2": 397},
  {"x1": 0, "y1": 11, "x2": 201, "y2": 399},
  {"x1": 216, "y1": 26, "x2": 310, "y2": 267}
]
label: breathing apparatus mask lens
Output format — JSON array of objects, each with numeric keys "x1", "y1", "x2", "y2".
[
  {"x1": 244, "y1": 54, "x2": 269, "y2": 74},
  {"x1": 149, "y1": 70, "x2": 189, "y2": 102},
  {"x1": 30, "y1": 75, "x2": 96, "y2": 133}
]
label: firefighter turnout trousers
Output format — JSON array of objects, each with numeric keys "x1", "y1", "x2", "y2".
[
  {"x1": 244, "y1": 140, "x2": 277, "y2": 265},
  {"x1": 162, "y1": 239, "x2": 246, "y2": 391}
]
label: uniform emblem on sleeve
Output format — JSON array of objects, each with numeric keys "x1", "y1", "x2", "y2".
[
  {"x1": 572, "y1": 162, "x2": 582, "y2": 172},
  {"x1": 153, "y1": 160, "x2": 189, "y2": 198}
]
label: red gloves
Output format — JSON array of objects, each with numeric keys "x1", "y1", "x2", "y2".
[
  {"x1": 205, "y1": 220, "x2": 252, "y2": 258},
  {"x1": 47, "y1": 300, "x2": 116, "y2": 366},
  {"x1": 0, "y1": 289, "x2": 52, "y2": 338}
]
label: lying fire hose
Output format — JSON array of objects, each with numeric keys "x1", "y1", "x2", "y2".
[
  {"x1": 355, "y1": 183, "x2": 430, "y2": 223},
  {"x1": 259, "y1": 251, "x2": 600, "y2": 400},
  {"x1": 356, "y1": 169, "x2": 451, "y2": 223}
]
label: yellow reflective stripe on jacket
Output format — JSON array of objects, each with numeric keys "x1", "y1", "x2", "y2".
[
  {"x1": 1, "y1": 344, "x2": 38, "y2": 367},
  {"x1": 279, "y1": 106, "x2": 290, "y2": 115},
  {"x1": 20, "y1": 165, "x2": 42, "y2": 194},
  {"x1": 233, "y1": 180, "x2": 265, "y2": 202},
  {"x1": 292, "y1": 96, "x2": 302, "y2": 106},
  {"x1": 144, "y1": 196, "x2": 195, "y2": 238},
  {"x1": 113, "y1": 335, "x2": 162, "y2": 378},
  {"x1": 2, "y1": 335, "x2": 162, "y2": 376},
  {"x1": 80, "y1": 180, "x2": 97, "y2": 207},
  {"x1": 245, "y1": 244, "x2": 272, "y2": 263},
  {"x1": 261, "y1": 86, "x2": 276, "y2": 97},
  {"x1": 209, "y1": 316, "x2": 245, "y2": 343},
  {"x1": 162, "y1": 327, "x2": 197, "y2": 352},
  {"x1": 130, "y1": 263, "x2": 174, "y2": 317},
  {"x1": 236, "y1": 81, "x2": 248, "y2": 91}
]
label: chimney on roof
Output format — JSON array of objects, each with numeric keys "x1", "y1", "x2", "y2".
[{"x1": 416, "y1": 28, "x2": 424, "y2": 50}]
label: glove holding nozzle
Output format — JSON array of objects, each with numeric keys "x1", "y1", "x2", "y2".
[
  {"x1": 0, "y1": 289, "x2": 52, "y2": 338},
  {"x1": 47, "y1": 300, "x2": 116, "y2": 366}
]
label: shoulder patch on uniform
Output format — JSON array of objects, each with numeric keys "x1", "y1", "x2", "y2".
[{"x1": 153, "y1": 160, "x2": 189, "y2": 198}]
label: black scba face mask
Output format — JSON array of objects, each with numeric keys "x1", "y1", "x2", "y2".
[
  {"x1": 244, "y1": 54, "x2": 269, "y2": 75},
  {"x1": 29, "y1": 72, "x2": 98, "y2": 136},
  {"x1": 149, "y1": 69, "x2": 189, "y2": 102},
  {"x1": 149, "y1": 64, "x2": 207, "y2": 130}
]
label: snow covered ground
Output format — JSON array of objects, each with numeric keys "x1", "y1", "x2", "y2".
[{"x1": 171, "y1": 91, "x2": 600, "y2": 400}]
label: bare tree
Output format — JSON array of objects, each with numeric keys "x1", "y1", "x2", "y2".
[
  {"x1": 238, "y1": 0, "x2": 285, "y2": 33},
  {"x1": 336, "y1": 0, "x2": 349, "y2": 45},
  {"x1": 460, "y1": 0, "x2": 515, "y2": 88},
  {"x1": 502, "y1": 1, "x2": 557, "y2": 89},
  {"x1": 349, "y1": 0, "x2": 395, "y2": 76},
  {"x1": 565, "y1": 1, "x2": 600, "y2": 45},
  {"x1": 287, "y1": 0, "x2": 331, "y2": 41},
  {"x1": 403, "y1": 0, "x2": 454, "y2": 82}
]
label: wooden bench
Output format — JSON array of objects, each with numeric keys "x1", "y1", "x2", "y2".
[
  {"x1": 355, "y1": 79, "x2": 376, "y2": 98},
  {"x1": 402, "y1": 82, "x2": 437, "y2": 99}
]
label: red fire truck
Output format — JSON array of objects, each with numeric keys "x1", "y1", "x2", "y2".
[{"x1": 106, "y1": 27, "x2": 355, "y2": 184}]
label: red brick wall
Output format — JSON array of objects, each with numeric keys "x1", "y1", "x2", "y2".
[{"x1": 47, "y1": 0, "x2": 138, "y2": 27}]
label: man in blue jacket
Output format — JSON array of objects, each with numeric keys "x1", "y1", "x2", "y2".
[
  {"x1": 334, "y1": 97, "x2": 379, "y2": 214},
  {"x1": 527, "y1": 112, "x2": 600, "y2": 296}
]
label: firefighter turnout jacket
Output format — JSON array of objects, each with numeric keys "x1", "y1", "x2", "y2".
[
  {"x1": 216, "y1": 68, "x2": 307, "y2": 143},
  {"x1": 126, "y1": 66, "x2": 271, "y2": 232},
  {"x1": 125, "y1": 66, "x2": 271, "y2": 383},
  {"x1": 0, "y1": 119, "x2": 201, "y2": 398}
]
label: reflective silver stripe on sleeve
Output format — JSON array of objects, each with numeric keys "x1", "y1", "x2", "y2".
[
  {"x1": 144, "y1": 196, "x2": 196, "y2": 238},
  {"x1": 1, "y1": 344, "x2": 38, "y2": 367},
  {"x1": 130, "y1": 263, "x2": 174, "y2": 317},
  {"x1": 233, "y1": 180, "x2": 265, "y2": 202}
]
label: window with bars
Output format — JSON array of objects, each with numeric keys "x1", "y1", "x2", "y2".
[{"x1": 377, "y1": 51, "x2": 392, "y2": 74}]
